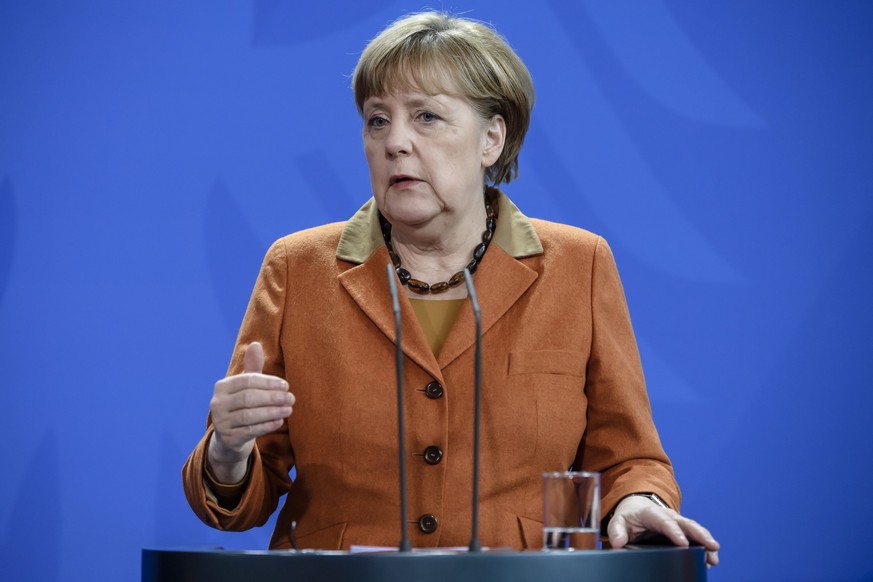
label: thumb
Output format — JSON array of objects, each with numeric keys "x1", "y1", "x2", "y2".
[
  {"x1": 243, "y1": 341, "x2": 265, "y2": 374},
  {"x1": 607, "y1": 513, "x2": 629, "y2": 549}
]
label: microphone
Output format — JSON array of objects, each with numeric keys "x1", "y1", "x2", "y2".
[
  {"x1": 387, "y1": 263, "x2": 412, "y2": 552},
  {"x1": 463, "y1": 267, "x2": 482, "y2": 553}
]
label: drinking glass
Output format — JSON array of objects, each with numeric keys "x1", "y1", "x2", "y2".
[{"x1": 542, "y1": 471, "x2": 600, "y2": 550}]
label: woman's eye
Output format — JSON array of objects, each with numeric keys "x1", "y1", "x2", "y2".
[
  {"x1": 368, "y1": 116, "x2": 388, "y2": 128},
  {"x1": 419, "y1": 111, "x2": 439, "y2": 123}
]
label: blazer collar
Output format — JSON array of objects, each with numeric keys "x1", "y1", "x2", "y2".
[{"x1": 335, "y1": 188, "x2": 544, "y2": 264}]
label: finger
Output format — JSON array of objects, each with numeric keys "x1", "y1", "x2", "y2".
[
  {"x1": 244, "y1": 341, "x2": 265, "y2": 374},
  {"x1": 706, "y1": 549, "x2": 719, "y2": 567},
  {"x1": 213, "y1": 388, "x2": 294, "y2": 418},
  {"x1": 216, "y1": 373, "x2": 290, "y2": 397},
  {"x1": 606, "y1": 513, "x2": 629, "y2": 548},
  {"x1": 237, "y1": 386, "x2": 294, "y2": 412},
  {"x1": 221, "y1": 417, "x2": 286, "y2": 443},
  {"x1": 642, "y1": 510, "x2": 689, "y2": 547},
  {"x1": 226, "y1": 404, "x2": 293, "y2": 430},
  {"x1": 678, "y1": 519, "x2": 720, "y2": 551}
]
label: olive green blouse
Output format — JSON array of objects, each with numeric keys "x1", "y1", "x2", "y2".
[{"x1": 409, "y1": 298, "x2": 466, "y2": 356}]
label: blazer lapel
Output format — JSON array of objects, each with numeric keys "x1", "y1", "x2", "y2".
[
  {"x1": 338, "y1": 246, "x2": 442, "y2": 380},
  {"x1": 437, "y1": 245, "x2": 539, "y2": 369}
]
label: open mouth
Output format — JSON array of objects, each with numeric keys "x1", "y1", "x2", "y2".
[{"x1": 390, "y1": 175, "x2": 418, "y2": 186}]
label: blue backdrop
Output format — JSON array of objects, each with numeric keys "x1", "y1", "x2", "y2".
[{"x1": 1, "y1": 1, "x2": 871, "y2": 580}]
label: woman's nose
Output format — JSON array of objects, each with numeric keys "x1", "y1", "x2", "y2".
[{"x1": 385, "y1": 122, "x2": 412, "y2": 158}]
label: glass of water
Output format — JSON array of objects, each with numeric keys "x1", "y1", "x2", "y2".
[{"x1": 542, "y1": 471, "x2": 600, "y2": 551}]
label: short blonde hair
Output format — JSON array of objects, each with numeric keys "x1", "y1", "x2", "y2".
[{"x1": 352, "y1": 12, "x2": 535, "y2": 185}]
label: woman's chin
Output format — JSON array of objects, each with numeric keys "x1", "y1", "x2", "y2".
[{"x1": 382, "y1": 204, "x2": 441, "y2": 230}]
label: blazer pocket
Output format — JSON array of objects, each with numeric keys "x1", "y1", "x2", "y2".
[
  {"x1": 295, "y1": 521, "x2": 348, "y2": 550},
  {"x1": 517, "y1": 515, "x2": 544, "y2": 550},
  {"x1": 508, "y1": 350, "x2": 586, "y2": 378}
]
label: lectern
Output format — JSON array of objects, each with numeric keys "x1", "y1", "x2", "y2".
[{"x1": 142, "y1": 546, "x2": 706, "y2": 582}]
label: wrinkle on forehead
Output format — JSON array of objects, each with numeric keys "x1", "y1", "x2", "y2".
[{"x1": 364, "y1": 92, "x2": 451, "y2": 113}]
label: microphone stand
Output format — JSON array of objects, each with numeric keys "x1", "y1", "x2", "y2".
[
  {"x1": 463, "y1": 268, "x2": 482, "y2": 553},
  {"x1": 387, "y1": 264, "x2": 412, "y2": 552}
]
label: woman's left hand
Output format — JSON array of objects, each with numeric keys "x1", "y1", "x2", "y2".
[{"x1": 607, "y1": 496, "x2": 720, "y2": 567}]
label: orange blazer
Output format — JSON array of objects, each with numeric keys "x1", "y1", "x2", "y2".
[{"x1": 183, "y1": 190, "x2": 680, "y2": 550}]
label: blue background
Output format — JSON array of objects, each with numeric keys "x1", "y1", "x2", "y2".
[{"x1": 1, "y1": 1, "x2": 871, "y2": 580}]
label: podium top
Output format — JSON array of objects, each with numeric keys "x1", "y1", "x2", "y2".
[{"x1": 142, "y1": 546, "x2": 706, "y2": 582}]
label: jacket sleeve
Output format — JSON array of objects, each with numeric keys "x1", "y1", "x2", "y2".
[
  {"x1": 576, "y1": 237, "x2": 681, "y2": 517},
  {"x1": 182, "y1": 239, "x2": 295, "y2": 531}
]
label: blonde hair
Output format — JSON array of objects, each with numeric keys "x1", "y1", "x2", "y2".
[{"x1": 352, "y1": 11, "x2": 535, "y2": 185}]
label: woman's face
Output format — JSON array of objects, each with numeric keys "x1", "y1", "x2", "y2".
[{"x1": 362, "y1": 88, "x2": 504, "y2": 232}]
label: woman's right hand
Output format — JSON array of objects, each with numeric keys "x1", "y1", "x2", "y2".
[{"x1": 206, "y1": 341, "x2": 295, "y2": 484}]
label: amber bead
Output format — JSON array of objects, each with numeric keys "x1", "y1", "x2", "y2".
[
  {"x1": 430, "y1": 282, "x2": 450, "y2": 294},
  {"x1": 486, "y1": 217, "x2": 497, "y2": 232},
  {"x1": 482, "y1": 229, "x2": 493, "y2": 244},
  {"x1": 473, "y1": 242, "x2": 487, "y2": 262},
  {"x1": 466, "y1": 260, "x2": 478, "y2": 274},
  {"x1": 448, "y1": 272, "x2": 465, "y2": 287},
  {"x1": 397, "y1": 267, "x2": 411, "y2": 285},
  {"x1": 407, "y1": 279, "x2": 430, "y2": 294}
]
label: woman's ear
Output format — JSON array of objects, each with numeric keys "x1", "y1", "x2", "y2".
[{"x1": 482, "y1": 114, "x2": 506, "y2": 168}]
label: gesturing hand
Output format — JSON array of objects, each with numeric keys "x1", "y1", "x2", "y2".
[
  {"x1": 206, "y1": 342, "x2": 295, "y2": 483},
  {"x1": 607, "y1": 495, "x2": 720, "y2": 567}
]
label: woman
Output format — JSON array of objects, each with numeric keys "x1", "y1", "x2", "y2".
[{"x1": 183, "y1": 11, "x2": 719, "y2": 565}]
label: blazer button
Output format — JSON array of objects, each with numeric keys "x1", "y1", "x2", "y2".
[
  {"x1": 424, "y1": 381, "x2": 444, "y2": 399},
  {"x1": 423, "y1": 445, "x2": 443, "y2": 465},
  {"x1": 418, "y1": 514, "x2": 438, "y2": 534}
]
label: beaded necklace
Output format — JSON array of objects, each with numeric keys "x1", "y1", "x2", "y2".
[{"x1": 380, "y1": 201, "x2": 498, "y2": 295}]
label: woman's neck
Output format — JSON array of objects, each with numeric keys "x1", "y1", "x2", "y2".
[{"x1": 390, "y1": 201, "x2": 488, "y2": 300}]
